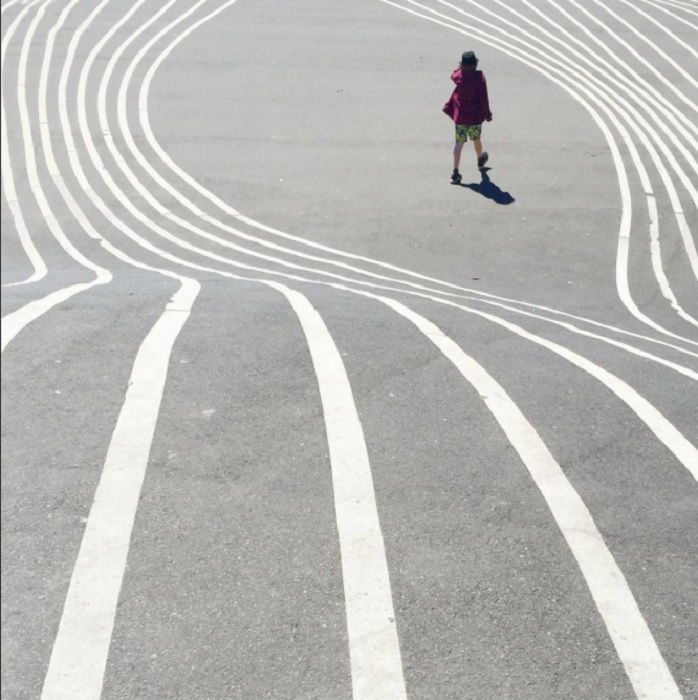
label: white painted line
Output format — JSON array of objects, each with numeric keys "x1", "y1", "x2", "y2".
[
  {"x1": 620, "y1": 0, "x2": 698, "y2": 50},
  {"x1": 414, "y1": 290, "x2": 698, "y2": 481},
  {"x1": 392, "y1": 0, "x2": 698, "y2": 341},
  {"x1": 588, "y1": 0, "x2": 698, "y2": 86},
  {"x1": 437, "y1": 0, "x2": 698, "y2": 309},
  {"x1": 647, "y1": 195, "x2": 698, "y2": 328},
  {"x1": 649, "y1": 0, "x2": 698, "y2": 19},
  {"x1": 0, "y1": 0, "x2": 47, "y2": 287},
  {"x1": 131, "y1": 0, "x2": 698, "y2": 353},
  {"x1": 56, "y1": 0, "x2": 698, "y2": 491},
  {"x1": 1, "y1": 0, "x2": 111, "y2": 354},
  {"x1": 565, "y1": 0, "x2": 698, "y2": 113},
  {"x1": 269, "y1": 281, "x2": 407, "y2": 700},
  {"x1": 2, "y1": 281, "x2": 98, "y2": 352},
  {"x1": 40, "y1": 278, "x2": 200, "y2": 700},
  {"x1": 363, "y1": 290, "x2": 683, "y2": 700},
  {"x1": 129, "y1": 0, "x2": 698, "y2": 358}
]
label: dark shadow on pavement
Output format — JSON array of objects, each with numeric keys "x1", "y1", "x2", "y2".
[{"x1": 458, "y1": 168, "x2": 515, "y2": 205}]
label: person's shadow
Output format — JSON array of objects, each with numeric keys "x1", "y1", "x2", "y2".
[{"x1": 458, "y1": 167, "x2": 515, "y2": 204}]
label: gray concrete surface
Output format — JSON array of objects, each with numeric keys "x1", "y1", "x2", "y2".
[{"x1": 2, "y1": 1, "x2": 697, "y2": 698}]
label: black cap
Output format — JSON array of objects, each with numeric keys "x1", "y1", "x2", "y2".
[{"x1": 461, "y1": 51, "x2": 478, "y2": 65}]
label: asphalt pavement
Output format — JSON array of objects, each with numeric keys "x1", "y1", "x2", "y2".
[{"x1": 2, "y1": 1, "x2": 697, "y2": 698}]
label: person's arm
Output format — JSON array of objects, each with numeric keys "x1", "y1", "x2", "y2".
[{"x1": 480, "y1": 73, "x2": 492, "y2": 121}]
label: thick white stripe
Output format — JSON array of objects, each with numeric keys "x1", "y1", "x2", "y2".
[
  {"x1": 363, "y1": 290, "x2": 682, "y2": 700},
  {"x1": 40, "y1": 278, "x2": 200, "y2": 700},
  {"x1": 2, "y1": 281, "x2": 96, "y2": 352},
  {"x1": 268, "y1": 281, "x2": 406, "y2": 700},
  {"x1": 46, "y1": 6, "x2": 406, "y2": 693},
  {"x1": 1, "y1": 0, "x2": 22, "y2": 14}
]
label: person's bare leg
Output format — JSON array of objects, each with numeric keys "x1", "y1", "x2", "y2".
[
  {"x1": 473, "y1": 139, "x2": 483, "y2": 159},
  {"x1": 453, "y1": 141, "x2": 464, "y2": 170}
]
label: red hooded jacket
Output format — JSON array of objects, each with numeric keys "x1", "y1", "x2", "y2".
[{"x1": 443, "y1": 68, "x2": 492, "y2": 125}]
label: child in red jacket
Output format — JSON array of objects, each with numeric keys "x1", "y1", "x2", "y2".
[{"x1": 443, "y1": 51, "x2": 492, "y2": 184}]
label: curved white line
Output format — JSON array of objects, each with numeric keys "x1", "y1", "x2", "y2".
[
  {"x1": 611, "y1": 0, "x2": 698, "y2": 57},
  {"x1": 134, "y1": 0, "x2": 698, "y2": 352},
  {"x1": 38, "y1": 6, "x2": 407, "y2": 695},
  {"x1": 48, "y1": 0, "x2": 686, "y2": 681},
  {"x1": 0, "y1": 0, "x2": 47, "y2": 287},
  {"x1": 269, "y1": 282, "x2": 407, "y2": 700},
  {"x1": 77, "y1": 0, "x2": 698, "y2": 481},
  {"x1": 497, "y1": 0, "x2": 698, "y2": 173},
  {"x1": 384, "y1": 0, "x2": 698, "y2": 340},
  {"x1": 542, "y1": 0, "x2": 698, "y2": 140},
  {"x1": 95, "y1": 4, "x2": 698, "y2": 376},
  {"x1": 35, "y1": 0, "x2": 694, "y2": 492},
  {"x1": 651, "y1": 0, "x2": 698, "y2": 17},
  {"x1": 1, "y1": 0, "x2": 111, "y2": 354},
  {"x1": 358, "y1": 289, "x2": 683, "y2": 700},
  {"x1": 434, "y1": 0, "x2": 698, "y2": 323},
  {"x1": 631, "y1": 0, "x2": 698, "y2": 31},
  {"x1": 40, "y1": 277, "x2": 201, "y2": 700},
  {"x1": 585, "y1": 0, "x2": 698, "y2": 91},
  {"x1": 0, "y1": 0, "x2": 22, "y2": 15},
  {"x1": 408, "y1": 0, "x2": 698, "y2": 332}
]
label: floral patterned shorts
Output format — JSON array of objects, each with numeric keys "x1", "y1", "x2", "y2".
[{"x1": 455, "y1": 123, "x2": 482, "y2": 143}]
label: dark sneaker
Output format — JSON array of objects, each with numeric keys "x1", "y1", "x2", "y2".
[
  {"x1": 477, "y1": 151, "x2": 489, "y2": 169},
  {"x1": 451, "y1": 169, "x2": 462, "y2": 184}
]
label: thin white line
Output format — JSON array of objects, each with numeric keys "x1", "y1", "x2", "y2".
[
  {"x1": 646, "y1": 195, "x2": 698, "y2": 328},
  {"x1": 511, "y1": 0, "x2": 698, "y2": 283},
  {"x1": 634, "y1": 0, "x2": 698, "y2": 31},
  {"x1": 375, "y1": 0, "x2": 698, "y2": 481},
  {"x1": 459, "y1": 294, "x2": 698, "y2": 379},
  {"x1": 361, "y1": 289, "x2": 683, "y2": 700},
  {"x1": 493, "y1": 0, "x2": 698, "y2": 174},
  {"x1": 0, "y1": 0, "x2": 47, "y2": 287},
  {"x1": 1, "y1": 0, "x2": 111, "y2": 354},
  {"x1": 563, "y1": 0, "x2": 698, "y2": 111},
  {"x1": 611, "y1": 0, "x2": 698, "y2": 58},
  {"x1": 393, "y1": 0, "x2": 698, "y2": 340},
  {"x1": 268, "y1": 281, "x2": 407, "y2": 700},
  {"x1": 134, "y1": 0, "x2": 698, "y2": 354},
  {"x1": 2, "y1": 281, "x2": 98, "y2": 352},
  {"x1": 40, "y1": 278, "x2": 201, "y2": 700},
  {"x1": 60, "y1": 0, "x2": 698, "y2": 486},
  {"x1": 436, "y1": 0, "x2": 698, "y2": 314},
  {"x1": 44, "y1": 6, "x2": 406, "y2": 692},
  {"x1": 87, "y1": 10, "x2": 698, "y2": 376},
  {"x1": 0, "y1": 0, "x2": 21, "y2": 15},
  {"x1": 651, "y1": 0, "x2": 698, "y2": 17}
]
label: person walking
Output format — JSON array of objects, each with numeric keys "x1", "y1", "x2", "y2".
[{"x1": 443, "y1": 51, "x2": 492, "y2": 184}]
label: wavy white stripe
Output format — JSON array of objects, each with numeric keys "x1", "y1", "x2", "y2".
[
  {"x1": 432, "y1": 0, "x2": 698, "y2": 328},
  {"x1": 3, "y1": 2, "x2": 695, "y2": 698},
  {"x1": 0, "y1": 0, "x2": 47, "y2": 287}
]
